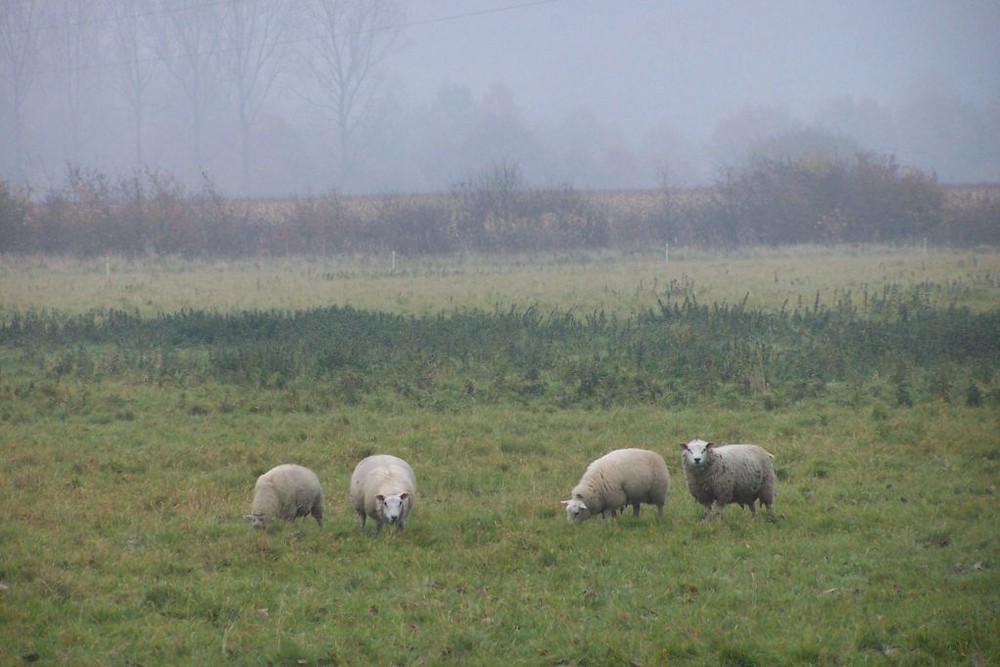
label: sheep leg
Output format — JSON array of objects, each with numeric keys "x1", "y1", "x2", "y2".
[{"x1": 631, "y1": 502, "x2": 640, "y2": 517}]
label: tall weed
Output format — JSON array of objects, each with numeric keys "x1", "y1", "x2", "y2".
[{"x1": 3, "y1": 283, "x2": 995, "y2": 410}]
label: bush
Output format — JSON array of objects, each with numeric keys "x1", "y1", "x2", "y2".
[
  {"x1": 0, "y1": 180, "x2": 32, "y2": 253},
  {"x1": 450, "y1": 159, "x2": 524, "y2": 251},
  {"x1": 450, "y1": 160, "x2": 608, "y2": 252},
  {"x1": 32, "y1": 167, "x2": 206, "y2": 256},
  {"x1": 939, "y1": 187, "x2": 1000, "y2": 245},
  {"x1": 716, "y1": 151, "x2": 945, "y2": 245},
  {"x1": 279, "y1": 191, "x2": 352, "y2": 255},
  {"x1": 372, "y1": 194, "x2": 457, "y2": 255},
  {"x1": 1, "y1": 158, "x2": 989, "y2": 257}
]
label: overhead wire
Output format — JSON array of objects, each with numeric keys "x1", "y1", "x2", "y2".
[{"x1": 7, "y1": 0, "x2": 567, "y2": 78}]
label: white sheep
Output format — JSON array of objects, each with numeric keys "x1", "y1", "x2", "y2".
[
  {"x1": 243, "y1": 464, "x2": 324, "y2": 529},
  {"x1": 561, "y1": 448, "x2": 670, "y2": 523},
  {"x1": 349, "y1": 455, "x2": 416, "y2": 532},
  {"x1": 680, "y1": 439, "x2": 775, "y2": 519}
]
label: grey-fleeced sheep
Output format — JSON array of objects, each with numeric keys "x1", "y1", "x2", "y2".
[
  {"x1": 562, "y1": 448, "x2": 670, "y2": 523},
  {"x1": 349, "y1": 455, "x2": 416, "y2": 532},
  {"x1": 680, "y1": 439, "x2": 775, "y2": 519},
  {"x1": 244, "y1": 464, "x2": 324, "y2": 529}
]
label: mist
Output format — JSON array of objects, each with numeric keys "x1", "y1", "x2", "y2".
[{"x1": 2, "y1": 0, "x2": 998, "y2": 196}]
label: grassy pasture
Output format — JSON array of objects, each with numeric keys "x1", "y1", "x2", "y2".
[
  {"x1": 2, "y1": 245, "x2": 998, "y2": 316},
  {"x1": 1, "y1": 246, "x2": 998, "y2": 665}
]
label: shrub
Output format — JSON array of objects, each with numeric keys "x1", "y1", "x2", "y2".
[
  {"x1": 520, "y1": 185, "x2": 609, "y2": 250},
  {"x1": 2, "y1": 159, "x2": 990, "y2": 257},
  {"x1": 279, "y1": 191, "x2": 351, "y2": 255},
  {"x1": 450, "y1": 159, "x2": 524, "y2": 252},
  {"x1": 450, "y1": 160, "x2": 608, "y2": 252},
  {"x1": 939, "y1": 187, "x2": 1000, "y2": 245},
  {"x1": 38, "y1": 166, "x2": 117, "y2": 255},
  {"x1": 372, "y1": 194, "x2": 457, "y2": 255},
  {"x1": 0, "y1": 180, "x2": 33, "y2": 253},
  {"x1": 716, "y1": 151, "x2": 945, "y2": 245}
]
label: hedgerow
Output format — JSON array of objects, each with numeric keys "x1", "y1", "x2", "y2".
[{"x1": 2, "y1": 153, "x2": 996, "y2": 257}]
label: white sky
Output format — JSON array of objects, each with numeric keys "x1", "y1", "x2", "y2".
[{"x1": 396, "y1": 0, "x2": 1000, "y2": 141}]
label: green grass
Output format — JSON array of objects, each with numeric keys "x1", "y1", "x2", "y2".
[
  {"x1": 2, "y1": 402, "x2": 997, "y2": 665},
  {"x1": 1, "y1": 248, "x2": 998, "y2": 665},
  {"x1": 2, "y1": 246, "x2": 998, "y2": 317}
]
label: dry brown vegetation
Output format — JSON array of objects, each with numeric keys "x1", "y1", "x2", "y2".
[{"x1": 2, "y1": 155, "x2": 997, "y2": 257}]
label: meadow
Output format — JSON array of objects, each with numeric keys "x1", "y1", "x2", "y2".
[
  {"x1": 1, "y1": 246, "x2": 998, "y2": 665},
  {"x1": 3, "y1": 245, "x2": 999, "y2": 316}
]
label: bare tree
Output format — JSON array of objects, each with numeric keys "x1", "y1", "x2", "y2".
[
  {"x1": 221, "y1": 0, "x2": 292, "y2": 194},
  {"x1": 53, "y1": 0, "x2": 104, "y2": 163},
  {"x1": 156, "y1": 0, "x2": 222, "y2": 169},
  {"x1": 108, "y1": 0, "x2": 159, "y2": 168},
  {"x1": 0, "y1": 0, "x2": 46, "y2": 182},
  {"x1": 301, "y1": 0, "x2": 403, "y2": 184}
]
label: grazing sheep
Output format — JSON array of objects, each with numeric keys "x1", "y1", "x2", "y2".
[
  {"x1": 680, "y1": 439, "x2": 775, "y2": 519},
  {"x1": 244, "y1": 464, "x2": 324, "y2": 529},
  {"x1": 350, "y1": 455, "x2": 416, "y2": 532},
  {"x1": 561, "y1": 448, "x2": 670, "y2": 523}
]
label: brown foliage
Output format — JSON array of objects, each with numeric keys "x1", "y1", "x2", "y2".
[{"x1": 1, "y1": 161, "x2": 996, "y2": 257}]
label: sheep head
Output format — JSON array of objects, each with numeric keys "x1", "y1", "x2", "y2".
[{"x1": 561, "y1": 495, "x2": 593, "y2": 523}]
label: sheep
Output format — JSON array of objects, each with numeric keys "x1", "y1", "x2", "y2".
[
  {"x1": 243, "y1": 464, "x2": 324, "y2": 529},
  {"x1": 561, "y1": 448, "x2": 670, "y2": 523},
  {"x1": 349, "y1": 454, "x2": 416, "y2": 532},
  {"x1": 680, "y1": 439, "x2": 775, "y2": 520}
]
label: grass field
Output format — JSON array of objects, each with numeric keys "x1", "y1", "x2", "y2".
[
  {"x1": 2, "y1": 245, "x2": 998, "y2": 316},
  {"x1": 1, "y1": 246, "x2": 998, "y2": 665}
]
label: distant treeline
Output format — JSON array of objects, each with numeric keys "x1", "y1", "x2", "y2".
[
  {"x1": 2, "y1": 282, "x2": 996, "y2": 410},
  {"x1": 1, "y1": 153, "x2": 998, "y2": 257}
]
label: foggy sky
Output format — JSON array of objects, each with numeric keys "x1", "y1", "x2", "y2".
[
  {"x1": 1, "y1": 0, "x2": 998, "y2": 194},
  {"x1": 398, "y1": 0, "x2": 999, "y2": 142}
]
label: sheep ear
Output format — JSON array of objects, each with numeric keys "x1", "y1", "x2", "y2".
[
  {"x1": 561, "y1": 500, "x2": 570, "y2": 506},
  {"x1": 706, "y1": 442, "x2": 716, "y2": 450},
  {"x1": 400, "y1": 493, "x2": 409, "y2": 500},
  {"x1": 680, "y1": 443, "x2": 688, "y2": 451},
  {"x1": 243, "y1": 514, "x2": 254, "y2": 523},
  {"x1": 375, "y1": 494, "x2": 385, "y2": 502},
  {"x1": 574, "y1": 493, "x2": 584, "y2": 500}
]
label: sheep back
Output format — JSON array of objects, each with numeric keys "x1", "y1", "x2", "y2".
[
  {"x1": 349, "y1": 454, "x2": 416, "y2": 531},
  {"x1": 680, "y1": 439, "x2": 775, "y2": 519},
  {"x1": 562, "y1": 448, "x2": 670, "y2": 523},
  {"x1": 244, "y1": 463, "x2": 324, "y2": 529}
]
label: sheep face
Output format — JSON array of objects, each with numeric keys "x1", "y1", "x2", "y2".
[
  {"x1": 681, "y1": 439, "x2": 714, "y2": 468},
  {"x1": 243, "y1": 514, "x2": 266, "y2": 529},
  {"x1": 561, "y1": 496, "x2": 593, "y2": 523},
  {"x1": 376, "y1": 493, "x2": 409, "y2": 524}
]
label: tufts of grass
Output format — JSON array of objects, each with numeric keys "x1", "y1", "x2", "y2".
[
  {"x1": 1, "y1": 400, "x2": 998, "y2": 664},
  {"x1": 1, "y1": 249, "x2": 997, "y2": 664}
]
